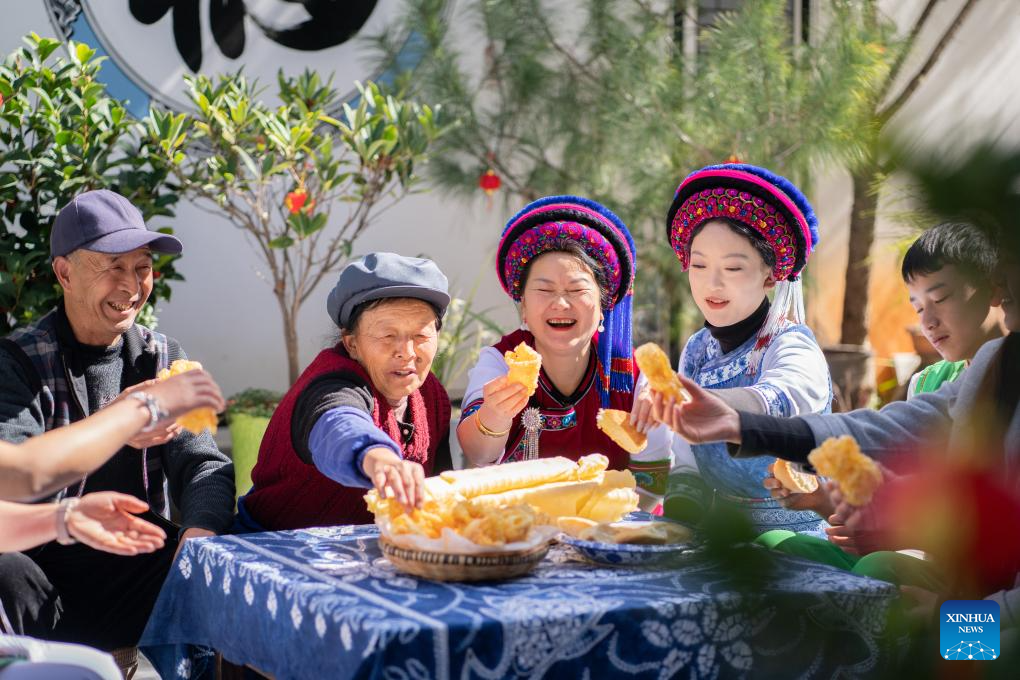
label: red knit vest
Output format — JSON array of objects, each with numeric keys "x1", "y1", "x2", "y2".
[{"x1": 243, "y1": 346, "x2": 450, "y2": 530}]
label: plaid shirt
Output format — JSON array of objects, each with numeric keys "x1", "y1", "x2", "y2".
[{"x1": 3, "y1": 306, "x2": 170, "y2": 512}]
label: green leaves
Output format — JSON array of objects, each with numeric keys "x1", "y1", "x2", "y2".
[
  {"x1": 140, "y1": 69, "x2": 445, "y2": 383},
  {"x1": 0, "y1": 33, "x2": 182, "y2": 333}
]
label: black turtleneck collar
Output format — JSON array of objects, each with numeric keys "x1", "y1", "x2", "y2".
[{"x1": 705, "y1": 297, "x2": 770, "y2": 355}]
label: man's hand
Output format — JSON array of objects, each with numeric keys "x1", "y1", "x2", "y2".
[
  {"x1": 763, "y1": 462, "x2": 834, "y2": 516},
  {"x1": 109, "y1": 380, "x2": 182, "y2": 449},
  {"x1": 362, "y1": 447, "x2": 425, "y2": 511},
  {"x1": 650, "y1": 374, "x2": 741, "y2": 444},
  {"x1": 174, "y1": 527, "x2": 216, "y2": 560},
  {"x1": 824, "y1": 475, "x2": 907, "y2": 555},
  {"x1": 68, "y1": 492, "x2": 167, "y2": 556}
]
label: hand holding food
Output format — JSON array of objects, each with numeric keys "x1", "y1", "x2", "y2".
[
  {"x1": 156, "y1": 360, "x2": 219, "y2": 434},
  {"x1": 597, "y1": 408, "x2": 648, "y2": 454},
  {"x1": 807, "y1": 436, "x2": 883, "y2": 506},
  {"x1": 634, "y1": 343, "x2": 689, "y2": 403},
  {"x1": 772, "y1": 458, "x2": 819, "y2": 494},
  {"x1": 504, "y1": 342, "x2": 542, "y2": 396}
]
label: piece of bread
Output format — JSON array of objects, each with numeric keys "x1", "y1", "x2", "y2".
[
  {"x1": 556, "y1": 516, "x2": 599, "y2": 538},
  {"x1": 634, "y1": 343, "x2": 690, "y2": 403},
  {"x1": 439, "y1": 456, "x2": 577, "y2": 498},
  {"x1": 773, "y1": 458, "x2": 819, "y2": 494},
  {"x1": 580, "y1": 520, "x2": 693, "y2": 545},
  {"x1": 471, "y1": 480, "x2": 601, "y2": 518},
  {"x1": 155, "y1": 359, "x2": 218, "y2": 435},
  {"x1": 578, "y1": 485, "x2": 640, "y2": 523},
  {"x1": 504, "y1": 342, "x2": 542, "y2": 396},
  {"x1": 807, "y1": 435, "x2": 883, "y2": 506},
  {"x1": 596, "y1": 408, "x2": 648, "y2": 454}
]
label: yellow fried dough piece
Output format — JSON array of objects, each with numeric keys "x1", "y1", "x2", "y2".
[
  {"x1": 439, "y1": 457, "x2": 577, "y2": 498},
  {"x1": 471, "y1": 480, "x2": 601, "y2": 518},
  {"x1": 556, "y1": 516, "x2": 599, "y2": 539},
  {"x1": 575, "y1": 453, "x2": 610, "y2": 481},
  {"x1": 155, "y1": 359, "x2": 218, "y2": 435},
  {"x1": 578, "y1": 485, "x2": 640, "y2": 523},
  {"x1": 581, "y1": 521, "x2": 693, "y2": 545},
  {"x1": 773, "y1": 458, "x2": 819, "y2": 494},
  {"x1": 634, "y1": 343, "x2": 690, "y2": 403},
  {"x1": 596, "y1": 408, "x2": 648, "y2": 454},
  {"x1": 807, "y1": 436, "x2": 883, "y2": 506},
  {"x1": 504, "y1": 342, "x2": 542, "y2": 396}
]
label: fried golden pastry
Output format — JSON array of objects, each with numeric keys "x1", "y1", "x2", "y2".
[
  {"x1": 155, "y1": 359, "x2": 218, "y2": 434},
  {"x1": 634, "y1": 343, "x2": 689, "y2": 403},
  {"x1": 596, "y1": 408, "x2": 648, "y2": 454},
  {"x1": 807, "y1": 435, "x2": 883, "y2": 506},
  {"x1": 556, "y1": 516, "x2": 599, "y2": 538},
  {"x1": 439, "y1": 456, "x2": 578, "y2": 497},
  {"x1": 580, "y1": 520, "x2": 693, "y2": 545},
  {"x1": 504, "y1": 342, "x2": 542, "y2": 396},
  {"x1": 773, "y1": 458, "x2": 819, "y2": 494},
  {"x1": 366, "y1": 454, "x2": 638, "y2": 546}
]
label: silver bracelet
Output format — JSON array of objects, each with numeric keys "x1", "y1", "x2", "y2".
[
  {"x1": 130, "y1": 391, "x2": 169, "y2": 431},
  {"x1": 56, "y1": 498, "x2": 79, "y2": 545}
]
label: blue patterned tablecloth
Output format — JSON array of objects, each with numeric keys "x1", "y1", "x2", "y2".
[{"x1": 140, "y1": 525, "x2": 898, "y2": 679}]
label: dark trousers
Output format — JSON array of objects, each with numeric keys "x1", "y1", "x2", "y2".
[{"x1": 0, "y1": 514, "x2": 178, "y2": 651}]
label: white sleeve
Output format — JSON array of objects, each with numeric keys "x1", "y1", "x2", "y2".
[
  {"x1": 630, "y1": 371, "x2": 676, "y2": 464},
  {"x1": 461, "y1": 346, "x2": 508, "y2": 409},
  {"x1": 746, "y1": 330, "x2": 831, "y2": 417},
  {"x1": 906, "y1": 371, "x2": 921, "y2": 400}
]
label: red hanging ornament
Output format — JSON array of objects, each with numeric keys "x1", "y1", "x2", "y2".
[{"x1": 479, "y1": 168, "x2": 501, "y2": 195}]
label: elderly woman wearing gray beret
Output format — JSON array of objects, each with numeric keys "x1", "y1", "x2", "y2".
[{"x1": 239, "y1": 253, "x2": 453, "y2": 530}]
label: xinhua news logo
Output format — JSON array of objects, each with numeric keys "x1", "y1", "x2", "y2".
[{"x1": 940, "y1": 600, "x2": 1000, "y2": 660}]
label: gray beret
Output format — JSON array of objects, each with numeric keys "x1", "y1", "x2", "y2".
[{"x1": 327, "y1": 252, "x2": 451, "y2": 329}]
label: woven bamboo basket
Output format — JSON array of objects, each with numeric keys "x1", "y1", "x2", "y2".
[{"x1": 378, "y1": 536, "x2": 550, "y2": 582}]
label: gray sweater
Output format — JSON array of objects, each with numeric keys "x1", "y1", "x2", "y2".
[
  {"x1": 0, "y1": 316, "x2": 235, "y2": 535},
  {"x1": 800, "y1": 335, "x2": 1020, "y2": 627}
]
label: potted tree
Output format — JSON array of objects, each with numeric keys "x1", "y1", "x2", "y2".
[
  {"x1": 225, "y1": 388, "x2": 282, "y2": 500},
  {"x1": 146, "y1": 71, "x2": 446, "y2": 384}
]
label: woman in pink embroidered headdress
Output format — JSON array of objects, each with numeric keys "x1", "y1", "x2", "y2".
[
  {"x1": 649, "y1": 163, "x2": 833, "y2": 534},
  {"x1": 457, "y1": 196, "x2": 669, "y2": 477}
]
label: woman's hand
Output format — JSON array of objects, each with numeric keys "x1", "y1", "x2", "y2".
[
  {"x1": 650, "y1": 374, "x2": 741, "y2": 444},
  {"x1": 109, "y1": 380, "x2": 181, "y2": 449},
  {"x1": 476, "y1": 376, "x2": 529, "y2": 435},
  {"x1": 763, "y1": 462, "x2": 834, "y2": 516},
  {"x1": 362, "y1": 447, "x2": 425, "y2": 511},
  {"x1": 67, "y1": 492, "x2": 167, "y2": 556},
  {"x1": 629, "y1": 385, "x2": 655, "y2": 434}
]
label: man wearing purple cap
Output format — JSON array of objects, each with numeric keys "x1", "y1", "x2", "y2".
[{"x1": 0, "y1": 190, "x2": 234, "y2": 671}]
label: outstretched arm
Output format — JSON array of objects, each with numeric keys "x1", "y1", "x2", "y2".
[
  {"x1": 0, "y1": 492, "x2": 166, "y2": 554},
  {"x1": 0, "y1": 370, "x2": 224, "y2": 502}
]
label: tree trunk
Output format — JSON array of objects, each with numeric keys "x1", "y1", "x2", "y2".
[
  {"x1": 839, "y1": 161, "x2": 880, "y2": 346},
  {"x1": 276, "y1": 297, "x2": 301, "y2": 385}
]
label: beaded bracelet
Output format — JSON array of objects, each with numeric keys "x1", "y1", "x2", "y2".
[{"x1": 56, "y1": 498, "x2": 79, "y2": 545}]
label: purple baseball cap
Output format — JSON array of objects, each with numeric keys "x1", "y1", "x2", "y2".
[{"x1": 50, "y1": 189, "x2": 183, "y2": 258}]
